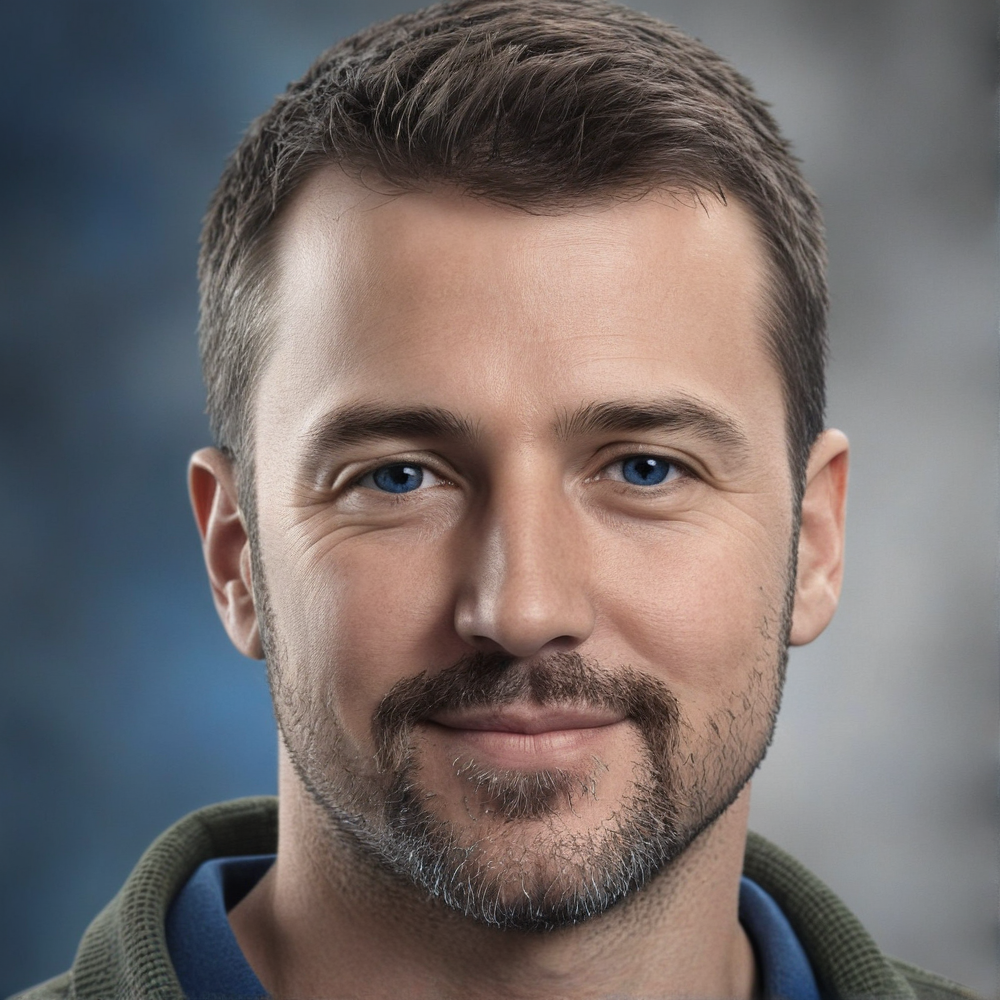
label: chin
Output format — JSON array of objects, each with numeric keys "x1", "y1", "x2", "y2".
[{"x1": 326, "y1": 758, "x2": 702, "y2": 931}]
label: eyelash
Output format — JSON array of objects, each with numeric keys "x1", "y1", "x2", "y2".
[
  {"x1": 588, "y1": 453, "x2": 692, "y2": 488},
  {"x1": 354, "y1": 461, "x2": 447, "y2": 494}
]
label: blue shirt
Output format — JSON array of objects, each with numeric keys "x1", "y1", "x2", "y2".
[{"x1": 166, "y1": 855, "x2": 821, "y2": 1000}]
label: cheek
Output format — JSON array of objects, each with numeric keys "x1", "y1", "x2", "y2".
[
  {"x1": 595, "y1": 518, "x2": 790, "y2": 697},
  {"x1": 262, "y1": 525, "x2": 464, "y2": 743}
]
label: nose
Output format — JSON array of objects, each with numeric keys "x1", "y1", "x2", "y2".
[{"x1": 453, "y1": 476, "x2": 595, "y2": 658}]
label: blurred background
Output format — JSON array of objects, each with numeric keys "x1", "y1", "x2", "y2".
[{"x1": 0, "y1": 0, "x2": 995, "y2": 995}]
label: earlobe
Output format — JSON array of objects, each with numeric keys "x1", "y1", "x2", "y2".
[
  {"x1": 188, "y1": 448, "x2": 264, "y2": 660},
  {"x1": 789, "y1": 429, "x2": 850, "y2": 646}
]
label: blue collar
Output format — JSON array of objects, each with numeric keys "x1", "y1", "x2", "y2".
[
  {"x1": 739, "y1": 873, "x2": 822, "y2": 1000},
  {"x1": 166, "y1": 855, "x2": 821, "y2": 1000},
  {"x1": 165, "y1": 854, "x2": 272, "y2": 999}
]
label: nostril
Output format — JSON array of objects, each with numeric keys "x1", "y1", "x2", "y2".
[
  {"x1": 546, "y1": 635, "x2": 581, "y2": 652},
  {"x1": 452, "y1": 549, "x2": 596, "y2": 658},
  {"x1": 467, "y1": 631, "x2": 586, "y2": 660},
  {"x1": 469, "y1": 635, "x2": 507, "y2": 653}
]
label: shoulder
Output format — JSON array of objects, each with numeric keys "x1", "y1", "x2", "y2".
[
  {"x1": 744, "y1": 831, "x2": 985, "y2": 1000},
  {"x1": 890, "y1": 958, "x2": 985, "y2": 1000},
  {"x1": 6, "y1": 972, "x2": 72, "y2": 1000},
  {"x1": 7, "y1": 797, "x2": 278, "y2": 1000}
]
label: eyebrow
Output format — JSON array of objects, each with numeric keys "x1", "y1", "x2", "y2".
[
  {"x1": 556, "y1": 397, "x2": 750, "y2": 456},
  {"x1": 301, "y1": 395, "x2": 749, "y2": 471},
  {"x1": 302, "y1": 403, "x2": 480, "y2": 468}
]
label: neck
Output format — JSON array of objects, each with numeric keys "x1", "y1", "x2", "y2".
[{"x1": 229, "y1": 754, "x2": 758, "y2": 1000}]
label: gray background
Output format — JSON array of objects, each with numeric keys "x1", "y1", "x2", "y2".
[{"x1": 1, "y1": 1, "x2": 995, "y2": 996}]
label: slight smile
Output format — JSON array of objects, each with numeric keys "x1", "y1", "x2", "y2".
[{"x1": 424, "y1": 706, "x2": 628, "y2": 766}]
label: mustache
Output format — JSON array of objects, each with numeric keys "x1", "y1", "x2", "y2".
[{"x1": 372, "y1": 650, "x2": 680, "y2": 772}]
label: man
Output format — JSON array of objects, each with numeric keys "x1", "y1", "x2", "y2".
[{"x1": 12, "y1": 1, "x2": 978, "y2": 998}]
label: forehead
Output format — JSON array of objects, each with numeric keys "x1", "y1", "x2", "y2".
[{"x1": 258, "y1": 168, "x2": 783, "y2": 455}]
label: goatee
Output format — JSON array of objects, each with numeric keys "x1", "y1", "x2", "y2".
[{"x1": 273, "y1": 650, "x2": 776, "y2": 931}]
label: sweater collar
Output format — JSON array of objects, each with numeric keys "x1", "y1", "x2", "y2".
[{"x1": 66, "y1": 796, "x2": 915, "y2": 1000}]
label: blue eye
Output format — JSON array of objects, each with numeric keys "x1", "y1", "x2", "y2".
[
  {"x1": 620, "y1": 455, "x2": 675, "y2": 486},
  {"x1": 369, "y1": 463, "x2": 425, "y2": 493}
]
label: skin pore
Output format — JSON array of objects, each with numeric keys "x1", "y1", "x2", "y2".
[{"x1": 189, "y1": 170, "x2": 848, "y2": 999}]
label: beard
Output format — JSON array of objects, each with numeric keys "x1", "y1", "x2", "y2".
[
  {"x1": 245, "y1": 484, "x2": 792, "y2": 932},
  {"x1": 367, "y1": 651, "x2": 687, "y2": 930},
  {"x1": 264, "y1": 635, "x2": 785, "y2": 931}
]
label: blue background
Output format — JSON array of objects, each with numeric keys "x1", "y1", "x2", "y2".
[{"x1": 1, "y1": 1, "x2": 995, "y2": 995}]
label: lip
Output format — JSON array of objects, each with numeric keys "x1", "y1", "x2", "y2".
[{"x1": 427, "y1": 705, "x2": 624, "y2": 736}]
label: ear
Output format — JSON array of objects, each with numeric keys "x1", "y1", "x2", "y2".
[
  {"x1": 189, "y1": 447, "x2": 263, "y2": 659},
  {"x1": 789, "y1": 429, "x2": 850, "y2": 646}
]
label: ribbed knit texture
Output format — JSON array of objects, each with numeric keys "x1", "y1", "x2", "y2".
[
  {"x1": 745, "y1": 831, "x2": 937, "y2": 1000},
  {"x1": 13, "y1": 798, "x2": 277, "y2": 1000},
  {"x1": 9, "y1": 798, "x2": 980, "y2": 1000}
]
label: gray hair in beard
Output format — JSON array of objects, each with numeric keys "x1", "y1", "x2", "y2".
[
  {"x1": 249, "y1": 499, "x2": 786, "y2": 931},
  {"x1": 319, "y1": 650, "x2": 744, "y2": 932}
]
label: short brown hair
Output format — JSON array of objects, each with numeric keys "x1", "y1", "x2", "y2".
[{"x1": 199, "y1": 0, "x2": 827, "y2": 493}]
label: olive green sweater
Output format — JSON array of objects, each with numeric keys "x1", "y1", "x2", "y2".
[{"x1": 9, "y1": 797, "x2": 979, "y2": 1000}]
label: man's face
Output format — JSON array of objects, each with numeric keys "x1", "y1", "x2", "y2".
[{"x1": 249, "y1": 173, "x2": 796, "y2": 928}]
